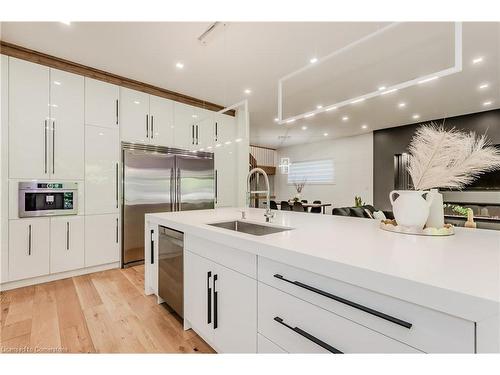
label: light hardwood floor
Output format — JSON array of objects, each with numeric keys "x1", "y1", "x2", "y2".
[{"x1": 0, "y1": 266, "x2": 215, "y2": 353}]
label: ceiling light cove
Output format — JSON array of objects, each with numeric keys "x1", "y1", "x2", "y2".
[
  {"x1": 483, "y1": 101, "x2": 493, "y2": 106},
  {"x1": 244, "y1": 89, "x2": 252, "y2": 94},
  {"x1": 418, "y1": 76, "x2": 439, "y2": 84},
  {"x1": 350, "y1": 98, "x2": 365, "y2": 104},
  {"x1": 175, "y1": 62, "x2": 184, "y2": 69},
  {"x1": 342, "y1": 116, "x2": 349, "y2": 121},
  {"x1": 378, "y1": 86, "x2": 386, "y2": 91},
  {"x1": 472, "y1": 56, "x2": 484, "y2": 64},
  {"x1": 304, "y1": 113, "x2": 315, "y2": 118},
  {"x1": 412, "y1": 114, "x2": 420, "y2": 119},
  {"x1": 380, "y1": 88, "x2": 398, "y2": 95},
  {"x1": 325, "y1": 106, "x2": 337, "y2": 112},
  {"x1": 286, "y1": 119, "x2": 296, "y2": 124},
  {"x1": 309, "y1": 57, "x2": 318, "y2": 64},
  {"x1": 479, "y1": 83, "x2": 489, "y2": 89},
  {"x1": 398, "y1": 102, "x2": 406, "y2": 108}
]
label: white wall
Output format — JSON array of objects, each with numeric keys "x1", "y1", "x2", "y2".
[{"x1": 275, "y1": 133, "x2": 373, "y2": 213}]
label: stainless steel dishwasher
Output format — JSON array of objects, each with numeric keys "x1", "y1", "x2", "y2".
[{"x1": 158, "y1": 226, "x2": 184, "y2": 317}]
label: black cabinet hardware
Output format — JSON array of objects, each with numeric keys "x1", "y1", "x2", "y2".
[
  {"x1": 151, "y1": 116, "x2": 154, "y2": 138},
  {"x1": 66, "y1": 222, "x2": 70, "y2": 250},
  {"x1": 196, "y1": 125, "x2": 199, "y2": 145},
  {"x1": 115, "y1": 162, "x2": 119, "y2": 209},
  {"x1": 146, "y1": 114, "x2": 149, "y2": 138},
  {"x1": 192, "y1": 125, "x2": 195, "y2": 145},
  {"x1": 150, "y1": 229, "x2": 154, "y2": 264},
  {"x1": 215, "y1": 122, "x2": 218, "y2": 142},
  {"x1": 28, "y1": 224, "x2": 32, "y2": 256},
  {"x1": 273, "y1": 274, "x2": 412, "y2": 329},
  {"x1": 274, "y1": 316, "x2": 343, "y2": 354},
  {"x1": 207, "y1": 271, "x2": 212, "y2": 324},
  {"x1": 115, "y1": 218, "x2": 119, "y2": 244},
  {"x1": 213, "y1": 274, "x2": 218, "y2": 329},
  {"x1": 116, "y1": 99, "x2": 119, "y2": 125}
]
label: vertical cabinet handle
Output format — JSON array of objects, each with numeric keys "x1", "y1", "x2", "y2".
[
  {"x1": 116, "y1": 218, "x2": 119, "y2": 244},
  {"x1": 66, "y1": 222, "x2": 70, "y2": 250},
  {"x1": 116, "y1": 99, "x2": 119, "y2": 125},
  {"x1": 213, "y1": 274, "x2": 218, "y2": 329},
  {"x1": 273, "y1": 317, "x2": 343, "y2": 354},
  {"x1": 215, "y1": 122, "x2": 218, "y2": 142},
  {"x1": 150, "y1": 229, "x2": 154, "y2": 264},
  {"x1": 191, "y1": 125, "x2": 195, "y2": 145},
  {"x1": 196, "y1": 125, "x2": 199, "y2": 145},
  {"x1": 52, "y1": 121, "x2": 56, "y2": 174},
  {"x1": 146, "y1": 114, "x2": 149, "y2": 138},
  {"x1": 215, "y1": 170, "x2": 218, "y2": 204},
  {"x1": 44, "y1": 120, "x2": 48, "y2": 174},
  {"x1": 115, "y1": 162, "x2": 119, "y2": 209},
  {"x1": 207, "y1": 271, "x2": 212, "y2": 324},
  {"x1": 151, "y1": 116, "x2": 154, "y2": 139},
  {"x1": 27, "y1": 224, "x2": 32, "y2": 256}
]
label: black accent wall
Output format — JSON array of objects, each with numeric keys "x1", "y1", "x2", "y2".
[{"x1": 373, "y1": 109, "x2": 500, "y2": 210}]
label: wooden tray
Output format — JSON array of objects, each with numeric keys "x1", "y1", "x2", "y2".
[{"x1": 379, "y1": 221, "x2": 455, "y2": 236}]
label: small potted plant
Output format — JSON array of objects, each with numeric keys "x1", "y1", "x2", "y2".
[{"x1": 292, "y1": 179, "x2": 307, "y2": 202}]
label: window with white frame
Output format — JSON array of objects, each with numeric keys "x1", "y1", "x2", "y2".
[{"x1": 287, "y1": 159, "x2": 335, "y2": 184}]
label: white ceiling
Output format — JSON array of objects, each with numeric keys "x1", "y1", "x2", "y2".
[{"x1": 1, "y1": 21, "x2": 499, "y2": 148}]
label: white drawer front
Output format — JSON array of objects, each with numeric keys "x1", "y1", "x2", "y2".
[
  {"x1": 258, "y1": 283, "x2": 420, "y2": 353},
  {"x1": 258, "y1": 257, "x2": 475, "y2": 353},
  {"x1": 258, "y1": 333, "x2": 287, "y2": 353}
]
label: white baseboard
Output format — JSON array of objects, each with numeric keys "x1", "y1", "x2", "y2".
[{"x1": 0, "y1": 262, "x2": 120, "y2": 291}]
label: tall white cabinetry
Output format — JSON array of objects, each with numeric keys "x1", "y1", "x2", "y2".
[
  {"x1": 215, "y1": 113, "x2": 238, "y2": 207},
  {"x1": 9, "y1": 58, "x2": 84, "y2": 180},
  {"x1": 85, "y1": 78, "x2": 119, "y2": 129}
]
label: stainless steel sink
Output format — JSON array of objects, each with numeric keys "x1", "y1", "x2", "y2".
[{"x1": 207, "y1": 220, "x2": 292, "y2": 236}]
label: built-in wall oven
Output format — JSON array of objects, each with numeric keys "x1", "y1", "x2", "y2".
[{"x1": 18, "y1": 182, "x2": 79, "y2": 218}]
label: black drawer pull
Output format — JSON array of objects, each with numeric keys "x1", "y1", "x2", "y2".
[
  {"x1": 273, "y1": 274, "x2": 412, "y2": 329},
  {"x1": 274, "y1": 317, "x2": 342, "y2": 354}
]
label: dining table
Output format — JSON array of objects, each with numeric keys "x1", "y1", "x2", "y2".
[{"x1": 274, "y1": 201, "x2": 332, "y2": 214}]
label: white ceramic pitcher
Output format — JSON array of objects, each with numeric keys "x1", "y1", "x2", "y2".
[{"x1": 389, "y1": 190, "x2": 433, "y2": 229}]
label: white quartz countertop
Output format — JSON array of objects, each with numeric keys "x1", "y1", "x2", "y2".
[{"x1": 146, "y1": 208, "x2": 500, "y2": 322}]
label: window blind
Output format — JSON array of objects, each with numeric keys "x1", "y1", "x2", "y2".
[{"x1": 287, "y1": 159, "x2": 334, "y2": 184}]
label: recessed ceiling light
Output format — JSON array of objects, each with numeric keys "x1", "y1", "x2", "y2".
[
  {"x1": 350, "y1": 98, "x2": 365, "y2": 104},
  {"x1": 304, "y1": 113, "x2": 315, "y2": 118},
  {"x1": 286, "y1": 119, "x2": 296, "y2": 124},
  {"x1": 244, "y1": 89, "x2": 252, "y2": 94},
  {"x1": 316, "y1": 105, "x2": 323, "y2": 109},
  {"x1": 342, "y1": 116, "x2": 349, "y2": 121},
  {"x1": 479, "y1": 83, "x2": 489, "y2": 89},
  {"x1": 235, "y1": 138, "x2": 242, "y2": 143},
  {"x1": 323, "y1": 133, "x2": 329, "y2": 136},
  {"x1": 325, "y1": 106, "x2": 337, "y2": 112},
  {"x1": 483, "y1": 101, "x2": 492, "y2": 106},
  {"x1": 134, "y1": 101, "x2": 140, "y2": 105},
  {"x1": 310, "y1": 57, "x2": 318, "y2": 64},
  {"x1": 175, "y1": 62, "x2": 184, "y2": 69},
  {"x1": 380, "y1": 88, "x2": 398, "y2": 95},
  {"x1": 192, "y1": 114, "x2": 198, "y2": 118},
  {"x1": 418, "y1": 76, "x2": 439, "y2": 84},
  {"x1": 361, "y1": 124, "x2": 368, "y2": 129},
  {"x1": 53, "y1": 81, "x2": 61, "y2": 86},
  {"x1": 378, "y1": 86, "x2": 386, "y2": 91},
  {"x1": 60, "y1": 21, "x2": 71, "y2": 26},
  {"x1": 412, "y1": 114, "x2": 420, "y2": 119},
  {"x1": 398, "y1": 102, "x2": 406, "y2": 108},
  {"x1": 472, "y1": 56, "x2": 484, "y2": 64},
  {"x1": 301, "y1": 126, "x2": 308, "y2": 130},
  {"x1": 274, "y1": 117, "x2": 279, "y2": 122}
]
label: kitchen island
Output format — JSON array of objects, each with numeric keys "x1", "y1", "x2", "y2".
[{"x1": 145, "y1": 208, "x2": 500, "y2": 353}]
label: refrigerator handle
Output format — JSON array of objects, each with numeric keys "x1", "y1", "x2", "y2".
[
  {"x1": 170, "y1": 167, "x2": 175, "y2": 212},
  {"x1": 215, "y1": 169, "x2": 218, "y2": 204},
  {"x1": 177, "y1": 167, "x2": 181, "y2": 211}
]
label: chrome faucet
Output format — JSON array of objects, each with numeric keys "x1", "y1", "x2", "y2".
[{"x1": 246, "y1": 167, "x2": 275, "y2": 222}]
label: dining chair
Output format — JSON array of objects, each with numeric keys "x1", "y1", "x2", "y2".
[
  {"x1": 280, "y1": 201, "x2": 291, "y2": 211},
  {"x1": 270, "y1": 200, "x2": 278, "y2": 210},
  {"x1": 301, "y1": 200, "x2": 308, "y2": 203},
  {"x1": 310, "y1": 200, "x2": 322, "y2": 214},
  {"x1": 292, "y1": 201, "x2": 305, "y2": 212}
]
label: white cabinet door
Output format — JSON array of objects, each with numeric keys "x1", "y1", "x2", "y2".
[
  {"x1": 50, "y1": 216, "x2": 84, "y2": 273},
  {"x1": 196, "y1": 109, "x2": 215, "y2": 149},
  {"x1": 85, "y1": 126, "x2": 119, "y2": 215},
  {"x1": 84, "y1": 78, "x2": 119, "y2": 128},
  {"x1": 50, "y1": 68, "x2": 85, "y2": 180},
  {"x1": 8, "y1": 218, "x2": 50, "y2": 281},
  {"x1": 215, "y1": 113, "x2": 237, "y2": 144},
  {"x1": 85, "y1": 214, "x2": 120, "y2": 267},
  {"x1": 8, "y1": 58, "x2": 49, "y2": 179},
  {"x1": 120, "y1": 87, "x2": 150, "y2": 144},
  {"x1": 149, "y1": 95, "x2": 174, "y2": 147},
  {"x1": 215, "y1": 143, "x2": 236, "y2": 207},
  {"x1": 185, "y1": 250, "x2": 215, "y2": 344},
  {"x1": 212, "y1": 262, "x2": 257, "y2": 353},
  {"x1": 173, "y1": 102, "x2": 197, "y2": 150}
]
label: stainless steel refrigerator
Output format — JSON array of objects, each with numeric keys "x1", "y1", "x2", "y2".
[{"x1": 122, "y1": 143, "x2": 214, "y2": 267}]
